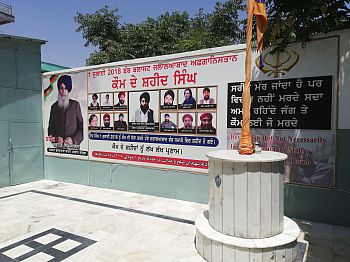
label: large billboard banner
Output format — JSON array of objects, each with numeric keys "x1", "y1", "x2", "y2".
[
  {"x1": 85, "y1": 52, "x2": 241, "y2": 172},
  {"x1": 42, "y1": 36, "x2": 338, "y2": 187}
]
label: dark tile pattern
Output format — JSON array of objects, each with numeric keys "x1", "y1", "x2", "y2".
[
  {"x1": 31, "y1": 190, "x2": 196, "y2": 225},
  {"x1": 0, "y1": 228, "x2": 96, "y2": 261},
  {"x1": 0, "y1": 189, "x2": 195, "y2": 225},
  {"x1": 0, "y1": 191, "x2": 31, "y2": 200}
]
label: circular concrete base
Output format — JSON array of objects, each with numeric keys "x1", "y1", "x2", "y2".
[
  {"x1": 206, "y1": 150, "x2": 288, "y2": 163},
  {"x1": 195, "y1": 211, "x2": 300, "y2": 261}
]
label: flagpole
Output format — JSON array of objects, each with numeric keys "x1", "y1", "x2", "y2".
[{"x1": 239, "y1": 0, "x2": 254, "y2": 155}]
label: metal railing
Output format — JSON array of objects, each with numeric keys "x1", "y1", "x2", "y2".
[{"x1": 0, "y1": 2, "x2": 12, "y2": 16}]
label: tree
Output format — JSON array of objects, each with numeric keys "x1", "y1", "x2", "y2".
[
  {"x1": 209, "y1": 0, "x2": 245, "y2": 45},
  {"x1": 75, "y1": 2, "x2": 243, "y2": 65},
  {"x1": 177, "y1": 2, "x2": 245, "y2": 52},
  {"x1": 177, "y1": 8, "x2": 214, "y2": 52},
  {"x1": 75, "y1": 1, "x2": 349, "y2": 65},
  {"x1": 74, "y1": 6, "x2": 123, "y2": 65},
  {"x1": 265, "y1": 0, "x2": 350, "y2": 50}
]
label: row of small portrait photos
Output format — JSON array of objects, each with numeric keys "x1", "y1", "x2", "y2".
[
  {"x1": 88, "y1": 87, "x2": 217, "y2": 111},
  {"x1": 88, "y1": 112, "x2": 217, "y2": 135}
]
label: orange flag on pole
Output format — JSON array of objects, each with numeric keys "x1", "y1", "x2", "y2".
[
  {"x1": 239, "y1": 0, "x2": 268, "y2": 155},
  {"x1": 253, "y1": 0, "x2": 268, "y2": 68}
]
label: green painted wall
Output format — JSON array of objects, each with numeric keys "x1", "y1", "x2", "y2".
[
  {"x1": 0, "y1": 36, "x2": 44, "y2": 187},
  {"x1": 45, "y1": 156, "x2": 208, "y2": 204},
  {"x1": 45, "y1": 129, "x2": 350, "y2": 226}
]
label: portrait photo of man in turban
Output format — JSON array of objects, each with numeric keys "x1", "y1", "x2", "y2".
[
  {"x1": 48, "y1": 75, "x2": 84, "y2": 146},
  {"x1": 131, "y1": 92, "x2": 155, "y2": 123},
  {"x1": 179, "y1": 113, "x2": 196, "y2": 134},
  {"x1": 101, "y1": 113, "x2": 113, "y2": 130},
  {"x1": 161, "y1": 89, "x2": 177, "y2": 110},
  {"x1": 114, "y1": 91, "x2": 127, "y2": 109},
  {"x1": 197, "y1": 112, "x2": 216, "y2": 134}
]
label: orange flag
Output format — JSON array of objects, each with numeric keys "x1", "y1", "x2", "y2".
[
  {"x1": 239, "y1": 0, "x2": 268, "y2": 155},
  {"x1": 253, "y1": 0, "x2": 268, "y2": 68},
  {"x1": 253, "y1": 0, "x2": 268, "y2": 52}
]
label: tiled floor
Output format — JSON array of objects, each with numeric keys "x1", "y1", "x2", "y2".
[
  {"x1": 0, "y1": 228, "x2": 96, "y2": 261},
  {"x1": 0, "y1": 180, "x2": 349, "y2": 261}
]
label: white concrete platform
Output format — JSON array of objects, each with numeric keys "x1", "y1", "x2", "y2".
[
  {"x1": 199, "y1": 150, "x2": 298, "y2": 261},
  {"x1": 206, "y1": 150, "x2": 288, "y2": 163},
  {"x1": 195, "y1": 211, "x2": 300, "y2": 261}
]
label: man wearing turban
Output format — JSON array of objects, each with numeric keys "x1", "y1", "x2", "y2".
[
  {"x1": 180, "y1": 114, "x2": 194, "y2": 130},
  {"x1": 163, "y1": 90, "x2": 175, "y2": 106},
  {"x1": 48, "y1": 75, "x2": 84, "y2": 145},
  {"x1": 103, "y1": 113, "x2": 111, "y2": 128},
  {"x1": 132, "y1": 92, "x2": 154, "y2": 123},
  {"x1": 198, "y1": 112, "x2": 216, "y2": 134},
  {"x1": 114, "y1": 91, "x2": 126, "y2": 109}
]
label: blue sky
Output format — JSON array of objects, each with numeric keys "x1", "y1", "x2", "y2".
[{"x1": 1, "y1": 0, "x2": 227, "y2": 68}]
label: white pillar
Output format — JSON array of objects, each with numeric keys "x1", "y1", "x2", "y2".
[
  {"x1": 208, "y1": 151, "x2": 285, "y2": 238},
  {"x1": 195, "y1": 150, "x2": 300, "y2": 262}
]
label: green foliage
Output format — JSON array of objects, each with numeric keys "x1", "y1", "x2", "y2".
[
  {"x1": 75, "y1": 1, "x2": 350, "y2": 65},
  {"x1": 75, "y1": 1, "x2": 244, "y2": 65},
  {"x1": 121, "y1": 12, "x2": 192, "y2": 58},
  {"x1": 74, "y1": 6, "x2": 124, "y2": 65},
  {"x1": 209, "y1": 0, "x2": 244, "y2": 45},
  {"x1": 75, "y1": 6, "x2": 122, "y2": 49},
  {"x1": 266, "y1": 0, "x2": 350, "y2": 51}
]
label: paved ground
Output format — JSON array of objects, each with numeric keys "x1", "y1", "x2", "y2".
[{"x1": 0, "y1": 180, "x2": 348, "y2": 261}]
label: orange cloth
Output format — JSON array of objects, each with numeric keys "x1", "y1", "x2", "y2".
[
  {"x1": 239, "y1": 0, "x2": 267, "y2": 155},
  {"x1": 253, "y1": 0, "x2": 268, "y2": 53}
]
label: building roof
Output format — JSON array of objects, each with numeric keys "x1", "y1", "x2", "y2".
[
  {"x1": 0, "y1": 33, "x2": 46, "y2": 44},
  {"x1": 41, "y1": 62, "x2": 70, "y2": 73}
]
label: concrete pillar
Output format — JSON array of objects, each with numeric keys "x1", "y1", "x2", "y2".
[{"x1": 195, "y1": 150, "x2": 300, "y2": 262}]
